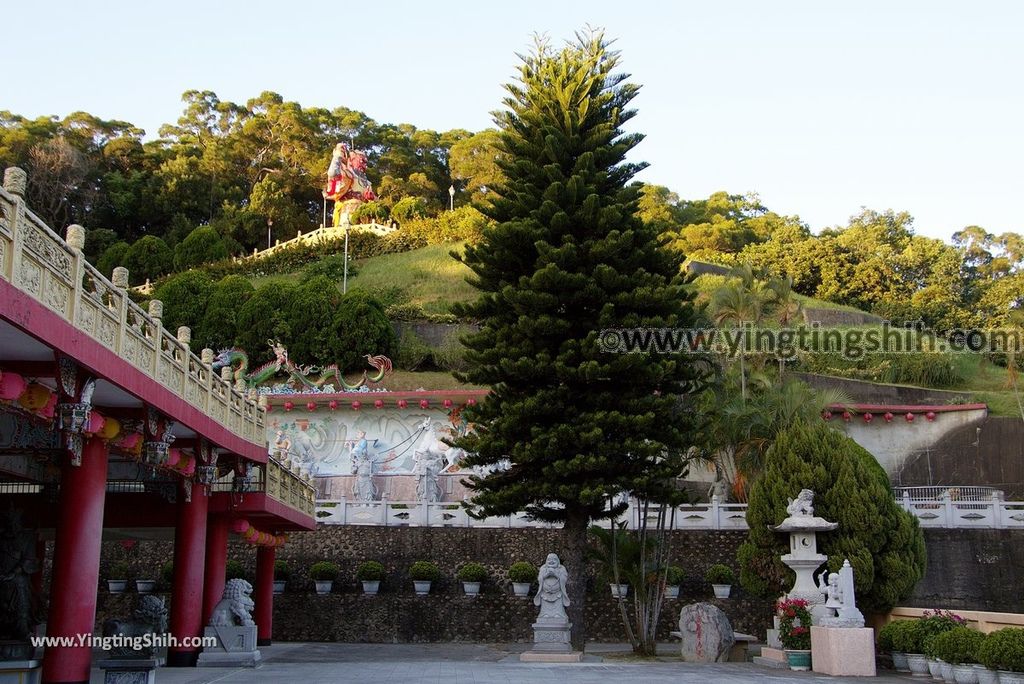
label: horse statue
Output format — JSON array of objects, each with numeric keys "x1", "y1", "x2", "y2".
[{"x1": 324, "y1": 143, "x2": 376, "y2": 226}]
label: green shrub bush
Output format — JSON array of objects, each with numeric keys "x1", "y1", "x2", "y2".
[
  {"x1": 273, "y1": 560, "x2": 290, "y2": 580},
  {"x1": 508, "y1": 561, "x2": 535, "y2": 584},
  {"x1": 395, "y1": 329, "x2": 432, "y2": 371},
  {"x1": 153, "y1": 269, "x2": 215, "y2": 335},
  {"x1": 309, "y1": 561, "x2": 340, "y2": 581},
  {"x1": 665, "y1": 566, "x2": 685, "y2": 586},
  {"x1": 408, "y1": 561, "x2": 441, "y2": 582},
  {"x1": 705, "y1": 564, "x2": 734, "y2": 585},
  {"x1": 225, "y1": 560, "x2": 247, "y2": 580},
  {"x1": 174, "y1": 226, "x2": 228, "y2": 271},
  {"x1": 931, "y1": 627, "x2": 984, "y2": 665},
  {"x1": 355, "y1": 561, "x2": 386, "y2": 582},
  {"x1": 125, "y1": 235, "x2": 173, "y2": 284},
  {"x1": 890, "y1": 619, "x2": 924, "y2": 654},
  {"x1": 160, "y1": 562, "x2": 174, "y2": 585},
  {"x1": 302, "y1": 253, "x2": 353, "y2": 282},
  {"x1": 456, "y1": 562, "x2": 488, "y2": 583},
  {"x1": 108, "y1": 561, "x2": 130, "y2": 579},
  {"x1": 978, "y1": 628, "x2": 1024, "y2": 673}
]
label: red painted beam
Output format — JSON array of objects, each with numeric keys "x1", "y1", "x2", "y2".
[
  {"x1": 0, "y1": 278, "x2": 267, "y2": 463},
  {"x1": 827, "y1": 402, "x2": 988, "y2": 413}
]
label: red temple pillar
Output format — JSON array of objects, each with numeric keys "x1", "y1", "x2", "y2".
[
  {"x1": 254, "y1": 545, "x2": 275, "y2": 646},
  {"x1": 201, "y1": 516, "x2": 228, "y2": 625},
  {"x1": 41, "y1": 437, "x2": 108, "y2": 684},
  {"x1": 167, "y1": 483, "x2": 208, "y2": 667}
]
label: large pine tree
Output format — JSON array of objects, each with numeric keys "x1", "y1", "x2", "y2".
[{"x1": 453, "y1": 32, "x2": 707, "y2": 647}]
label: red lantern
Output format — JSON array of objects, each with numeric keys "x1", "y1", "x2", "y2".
[
  {"x1": 284, "y1": 401, "x2": 294, "y2": 412},
  {"x1": 443, "y1": 399, "x2": 453, "y2": 408},
  {"x1": 37, "y1": 392, "x2": 58, "y2": 419},
  {"x1": 306, "y1": 401, "x2": 317, "y2": 412},
  {"x1": 841, "y1": 411, "x2": 852, "y2": 422},
  {"x1": 419, "y1": 399, "x2": 429, "y2": 409},
  {"x1": 18, "y1": 384, "x2": 50, "y2": 411},
  {"x1": 862, "y1": 413, "x2": 873, "y2": 423},
  {"x1": 351, "y1": 400, "x2": 361, "y2": 411},
  {"x1": 821, "y1": 410, "x2": 833, "y2": 421},
  {"x1": 0, "y1": 372, "x2": 27, "y2": 401},
  {"x1": 166, "y1": 448, "x2": 182, "y2": 467},
  {"x1": 925, "y1": 411, "x2": 936, "y2": 421},
  {"x1": 466, "y1": 398, "x2": 476, "y2": 406},
  {"x1": 397, "y1": 399, "x2": 408, "y2": 409},
  {"x1": 883, "y1": 412, "x2": 894, "y2": 423},
  {"x1": 86, "y1": 410, "x2": 105, "y2": 434},
  {"x1": 328, "y1": 400, "x2": 339, "y2": 410},
  {"x1": 374, "y1": 399, "x2": 384, "y2": 409},
  {"x1": 905, "y1": 412, "x2": 915, "y2": 422},
  {"x1": 231, "y1": 519, "x2": 250, "y2": 534},
  {"x1": 181, "y1": 458, "x2": 196, "y2": 476}
]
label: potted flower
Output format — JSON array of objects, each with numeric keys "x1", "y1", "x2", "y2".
[
  {"x1": 107, "y1": 561, "x2": 130, "y2": 594},
  {"x1": 705, "y1": 564, "x2": 734, "y2": 599},
  {"x1": 356, "y1": 561, "x2": 385, "y2": 595},
  {"x1": 273, "y1": 560, "x2": 290, "y2": 594},
  {"x1": 878, "y1": 619, "x2": 914, "y2": 672},
  {"x1": 978, "y1": 627, "x2": 1024, "y2": 684},
  {"x1": 456, "y1": 562, "x2": 488, "y2": 597},
  {"x1": 664, "y1": 566, "x2": 684, "y2": 600},
  {"x1": 919, "y1": 609, "x2": 968, "y2": 680},
  {"x1": 932, "y1": 626, "x2": 985, "y2": 684},
  {"x1": 777, "y1": 597, "x2": 813, "y2": 671},
  {"x1": 508, "y1": 561, "x2": 534, "y2": 598},
  {"x1": 310, "y1": 561, "x2": 340, "y2": 595},
  {"x1": 409, "y1": 561, "x2": 441, "y2": 596}
]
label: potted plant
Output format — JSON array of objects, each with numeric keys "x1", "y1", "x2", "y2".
[
  {"x1": 107, "y1": 561, "x2": 130, "y2": 594},
  {"x1": 310, "y1": 561, "x2": 340, "y2": 595},
  {"x1": 508, "y1": 561, "x2": 534, "y2": 598},
  {"x1": 777, "y1": 597, "x2": 813, "y2": 671},
  {"x1": 903, "y1": 620, "x2": 932, "y2": 677},
  {"x1": 135, "y1": 575, "x2": 156, "y2": 594},
  {"x1": 409, "y1": 561, "x2": 441, "y2": 596},
  {"x1": 273, "y1": 560, "x2": 290, "y2": 594},
  {"x1": 919, "y1": 610, "x2": 968, "y2": 681},
  {"x1": 664, "y1": 566, "x2": 684, "y2": 600},
  {"x1": 356, "y1": 560, "x2": 385, "y2": 595},
  {"x1": 705, "y1": 564, "x2": 734, "y2": 599},
  {"x1": 932, "y1": 627, "x2": 985, "y2": 684},
  {"x1": 225, "y1": 559, "x2": 248, "y2": 581},
  {"x1": 978, "y1": 627, "x2": 1024, "y2": 684},
  {"x1": 923, "y1": 632, "x2": 947, "y2": 680},
  {"x1": 878, "y1": 619, "x2": 912, "y2": 672},
  {"x1": 456, "y1": 562, "x2": 487, "y2": 597}
]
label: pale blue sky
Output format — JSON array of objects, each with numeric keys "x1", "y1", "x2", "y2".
[{"x1": 6, "y1": 0, "x2": 1022, "y2": 241}]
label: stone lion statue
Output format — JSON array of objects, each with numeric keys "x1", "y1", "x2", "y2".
[
  {"x1": 786, "y1": 489, "x2": 815, "y2": 517},
  {"x1": 102, "y1": 594, "x2": 169, "y2": 658},
  {"x1": 208, "y1": 578, "x2": 255, "y2": 627}
]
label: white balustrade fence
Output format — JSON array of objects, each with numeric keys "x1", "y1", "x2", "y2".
[{"x1": 315, "y1": 493, "x2": 1024, "y2": 530}]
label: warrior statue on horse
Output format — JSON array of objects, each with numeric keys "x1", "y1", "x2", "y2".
[{"x1": 323, "y1": 142, "x2": 376, "y2": 227}]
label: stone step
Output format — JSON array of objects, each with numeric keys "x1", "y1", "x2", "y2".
[
  {"x1": 752, "y1": 655, "x2": 788, "y2": 669},
  {"x1": 759, "y1": 646, "x2": 787, "y2": 662}
]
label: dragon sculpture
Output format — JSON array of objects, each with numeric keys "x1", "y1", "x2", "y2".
[{"x1": 212, "y1": 340, "x2": 391, "y2": 391}]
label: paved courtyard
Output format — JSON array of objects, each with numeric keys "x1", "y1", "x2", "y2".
[{"x1": 88, "y1": 642, "x2": 917, "y2": 683}]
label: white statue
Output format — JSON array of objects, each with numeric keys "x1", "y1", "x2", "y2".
[
  {"x1": 818, "y1": 559, "x2": 865, "y2": 628},
  {"x1": 533, "y1": 553, "x2": 570, "y2": 622},
  {"x1": 786, "y1": 489, "x2": 815, "y2": 517}
]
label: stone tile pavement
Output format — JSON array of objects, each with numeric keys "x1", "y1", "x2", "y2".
[{"x1": 88, "y1": 642, "x2": 919, "y2": 683}]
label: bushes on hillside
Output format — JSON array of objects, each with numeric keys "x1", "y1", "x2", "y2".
[
  {"x1": 326, "y1": 290, "x2": 396, "y2": 371},
  {"x1": 736, "y1": 422, "x2": 926, "y2": 614},
  {"x1": 98, "y1": 241, "x2": 131, "y2": 277},
  {"x1": 153, "y1": 270, "x2": 215, "y2": 337},
  {"x1": 125, "y1": 235, "x2": 173, "y2": 284},
  {"x1": 400, "y1": 206, "x2": 491, "y2": 244},
  {"x1": 174, "y1": 226, "x2": 229, "y2": 271},
  {"x1": 194, "y1": 276, "x2": 255, "y2": 351}
]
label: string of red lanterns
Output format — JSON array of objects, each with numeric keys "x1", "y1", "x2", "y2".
[{"x1": 230, "y1": 518, "x2": 287, "y2": 547}]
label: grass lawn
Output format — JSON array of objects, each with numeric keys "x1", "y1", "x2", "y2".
[
  {"x1": 347, "y1": 243, "x2": 475, "y2": 313},
  {"x1": 379, "y1": 370, "x2": 484, "y2": 391}
]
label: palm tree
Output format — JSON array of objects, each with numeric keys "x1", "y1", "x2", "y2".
[
  {"x1": 710, "y1": 265, "x2": 773, "y2": 400},
  {"x1": 767, "y1": 276, "x2": 804, "y2": 377}
]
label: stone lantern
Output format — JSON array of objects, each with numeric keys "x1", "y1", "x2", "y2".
[{"x1": 770, "y1": 489, "x2": 837, "y2": 623}]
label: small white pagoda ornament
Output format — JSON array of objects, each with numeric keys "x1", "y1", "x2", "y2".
[{"x1": 770, "y1": 489, "x2": 837, "y2": 623}]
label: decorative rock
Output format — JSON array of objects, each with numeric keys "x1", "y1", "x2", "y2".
[
  {"x1": 678, "y1": 602, "x2": 735, "y2": 663},
  {"x1": 66, "y1": 224, "x2": 86, "y2": 251},
  {"x1": 3, "y1": 167, "x2": 27, "y2": 196}
]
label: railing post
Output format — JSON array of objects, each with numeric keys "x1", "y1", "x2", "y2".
[
  {"x1": 4, "y1": 168, "x2": 27, "y2": 285},
  {"x1": 942, "y1": 491, "x2": 955, "y2": 528},
  {"x1": 993, "y1": 492, "x2": 1004, "y2": 530},
  {"x1": 148, "y1": 299, "x2": 163, "y2": 377},
  {"x1": 65, "y1": 224, "x2": 86, "y2": 324},
  {"x1": 111, "y1": 267, "x2": 130, "y2": 356}
]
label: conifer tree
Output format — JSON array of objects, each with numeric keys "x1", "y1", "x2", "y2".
[
  {"x1": 737, "y1": 422, "x2": 926, "y2": 614},
  {"x1": 453, "y1": 31, "x2": 707, "y2": 647}
]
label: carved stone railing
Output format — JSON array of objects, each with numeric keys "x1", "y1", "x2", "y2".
[
  {"x1": 240, "y1": 220, "x2": 396, "y2": 262},
  {"x1": 265, "y1": 456, "x2": 316, "y2": 517},
  {"x1": 0, "y1": 167, "x2": 265, "y2": 448}
]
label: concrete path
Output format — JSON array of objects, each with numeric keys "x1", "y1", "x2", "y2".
[{"x1": 88, "y1": 642, "x2": 917, "y2": 683}]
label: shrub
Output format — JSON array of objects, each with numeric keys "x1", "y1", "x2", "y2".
[
  {"x1": 235, "y1": 281, "x2": 299, "y2": 366},
  {"x1": 108, "y1": 561, "x2": 130, "y2": 579},
  {"x1": 125, "y1": 235, "x2": 173, "y2": 284},
  {"x1": 303, "y1": 253, "x2": 353, "y2": 282},
  {"x1": 665, "y1": 566, "x2": 685, "y2": 586},
  {"x1": 777, "y1": 598, "x2": 812, "y2": 650},
  {"x1": 160, "y1": 562, "x2": 174, "y2": 585},
  {"x1": 356, "y1": 561, "x2": 385, "y2": 582},
  {"x1": 391, "y1": 196, "x2": 428, "y2": 223},
  {"x1": 737, "y1": 422, "x2": 926, "y2": 614},
  {"x1": 225, "y1": 560, "x2": 247, "y2": 580},
  {"x1": 931, "y1": 627, "x2": 984, "y2": 665},
  {"x1": 408, "y1": 561, "x2": 441, "y2": 582},
  {"x1": 890, "y1": 619, "x2": 924, "y2": 654},
  {"x1": 433, "y1": 331, "x2": 468, "y2": 372},
  {"x1": 877, "y1": 620, "x2": 902, "y2": 652},
  {"x1": 456, "y1": 562, "x2": 488, "y2": 583},
  {"x1": 153, "y1": 269, "x2": 215, "y2": 335},
  {"x1": 325, "y1": 290, "x2": 396, "y2": 372},
  {"x1": 174, "y1": 226, "x2": 228, "y2": 271},
  {"x1": 705, "y1": 564, "x2": 734, "y2": 585},
  {"x1": 309, "y1": 561, "x2": 340, "y2": 581},
  {"x1": 194, "y1": 275, "x2": 255, "y2": 351},
  {"x1": 978, "y1": 628, "x2": 1024, "y2": 673},
  {"x1": 395, "y1": 329, "x2": 433, "y2": 371},
  {"x1": 273, "y1": 560, "x2": 291, "y2": 581},
  {"x1": 508, "y1": 561, "x2": 535, "y2": 584},
  {"x1": 98, "y1": 240, "x2": 131, "y2": 277},
  {"x1": 919, "y1": 609, "x2": 968, "y2": 654}
]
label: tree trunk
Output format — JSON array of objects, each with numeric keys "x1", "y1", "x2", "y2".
[{"x1": 562, "y1": 507, "x2": 589, "y2": 652}]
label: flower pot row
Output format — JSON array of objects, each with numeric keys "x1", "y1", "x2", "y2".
[
  {"x1": 304, "y1": 560, "x2": 496, "y2": 596},
  {"x1": 107, "y1": 578, "x2": 157, "y2": 594}
]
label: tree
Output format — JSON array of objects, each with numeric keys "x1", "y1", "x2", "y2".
[
  {"x1": 736, "y1": 422, "x2": 926, "y2": 614},
  {"x1": 452, "y1": 32, "x2": 706, "y2": 650},
  {"x1": 152, "y1": 270, "x2": 215, "y2": 335},
  {"x1": 174, "y1": 225, "x2": 229, "y2": 271},
  {"x1": 97, "y1": 240, "x2": 130, "y2": 277},
  {"x1": 449, "y1": 129, "x2": 506, "y2": 210},
  {"x1": 194, "y1": 275, "x2": 255, "y2": 351},
  {"x1": 235, "y1": 282, "x2": 299, "y2": 366},
  {"x1": 326, "y1": 290, "x2": 396, "y2": 372},
  {"x1": 125, "y1": 235, "x2": 173, "y2": 284}
]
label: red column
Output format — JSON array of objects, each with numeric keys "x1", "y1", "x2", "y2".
[
  {"x1": 201, "y1": 516, "x2": 228, "y2": 625},
  {"x1": 254, "y1": 545, "x2": 275, "y2": 646},
  {"x1": 167, "y1": 483, "x2": 208, "y2": 667},
  {"x1": 41, "y1": 437, "x2": 108, "y2": 684}
]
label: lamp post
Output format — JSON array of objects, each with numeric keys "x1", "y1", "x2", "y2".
[
  {"x1": 448, "y1": 185, "x2": 455, "y2": 212},
  {"x1": 266, "y1": 218, "x2": 274, "y2": 250},
  {"x1": 342, "y1": 223, "x2": 349, "y2": 295}
]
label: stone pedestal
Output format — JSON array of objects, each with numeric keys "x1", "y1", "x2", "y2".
[
  {"x1": 519, "y1": 618, "x2": 583, "y2": 662},
  {"x1": 196, "y1": 625, "x2": 261, "y2": 667},
  {"x1": 97, "y1": 657, "x2": 162, "y2": 684},
  {"x1": 810, "y1": 626, "x2": 876, "y2": 677},
  {"x1": 0, "y1": 659, "x2": 41, "y2": 684}
]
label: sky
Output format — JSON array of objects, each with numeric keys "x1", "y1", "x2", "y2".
[{"x1": 5, "y1": 0, "x2": 1022, "y2": 242}]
